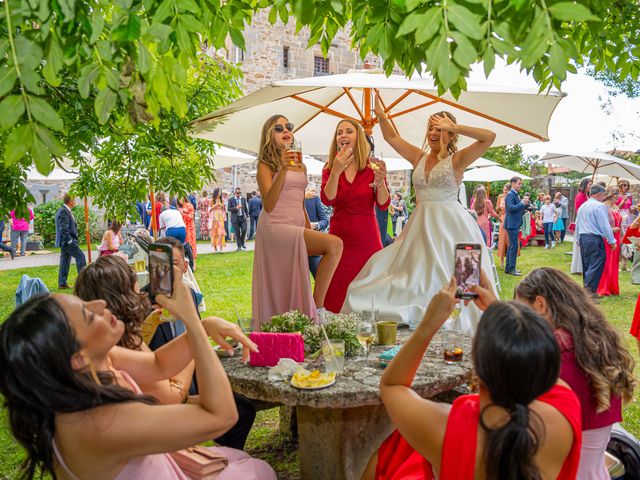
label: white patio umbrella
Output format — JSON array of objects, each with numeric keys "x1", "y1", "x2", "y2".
[
  {"x1": 582, "y1": 174, "x2": 640, "y2": 186},
  {"x1": 191, "y1": 70, "x2": 565, "y2": 156},
  {"x1": 463, "y1": 165, "x2": 531, "y2": 182},
  {"x1": 540, "y1": 151, "x2": 640, "y2": 181},
  {"x1": 468, "y1": 158, "x2": 499, "y2": 168},
  {"x1": 212, "y1": 146, "x2": 256, "y2": 168}
]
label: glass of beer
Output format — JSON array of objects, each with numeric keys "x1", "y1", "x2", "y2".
[{"x1": 287, "y1": 141, "x2": 302, "y2": 165}]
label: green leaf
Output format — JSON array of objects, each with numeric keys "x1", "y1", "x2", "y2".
[
  {"x1": 439, "y1": 60, "x2": 460, "y2": 88},
  {"x1": 268, "y1": 6, "x2": 278, "y2": 24},
  {"x1": 415, "y1": 8, "x2": 442, "y2": 43},
  {"x1": 31, "y1": 134, "x2": 52, "y2": 174},
  {"x1": 35, "y1": 125, "x2": 66, "y2": 157},
  {"x1": 177, "y1": 0, "x2": 201, "y2": 15},
  {"x1": 229, "y1": 27, "x2": 246, "y2": 51},
  {"x1": 57, "y1": 0, "x2": 76, "y2": 22},
  {"x1": 15, "y1": 36, "x2": 43, "y2": 70},
  {"x1": 43, "y1": 34, "x2": 64, "y2": 86},
  {"x1": 113, "y1": 15, "x2": 141, "y2": 42},
  {"x1": 0, "y1": 96, "x2": 25, "y2": 130},
  {"x1": 175, "y1": 23, "x2": 193, "y2": 53},
  {"x1": 78, "y1": 65, "x2": 100, "y2": 98},
  {"x1": 95, "y1": 88, "x2": 118, "y2": 124},
  {"x1": 90, "y1": 14, "x2": 105, "y2": 44},
  {"x1": 138, "y1": 42, "x2": 152, "y2": 75},
  {"x1": 451, "y1": 32, "x2": 477, "y2": 68},
  {"x1": 548, "y1": 43, "x2": 566, "y2": 81},
  {"x1": 147, "y1": 23, "x2": 173, "y2": 41},
  {"x1": 5, "y1": 124, "x2": 33, "y2": 165},
  {"x1": 153, "y1": 0, "x2": 174, "y2": 23},
  {"x1": 548, "y1": 2, "x2": 599, "y2": 22},
  {"x1": 0, "y1": 66, "x2": 18, "y2": 97},
  {"x1": 21, "y1": 69, "x2": 45, "y2": 95},
  {"x1": 405, "y1": 0, "x2": 422, "y2": 11},
  {"x1": 28, "y1": 96, "x2": 65, "y2": 132},
  {"x1": 447, "y1": 4, "x2": 483, "y2": 40},
  {"x1": 483, "y1": 46, "x2": 495, "y2": 78},
  {"x1": 181, "y1": 14, "x2": 205, "y2": 33},
  {"x1": 397, "y1": 12, "x2": 422, "y2": 37}
]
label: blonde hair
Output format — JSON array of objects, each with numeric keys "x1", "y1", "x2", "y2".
[
  {"x1": 473, "y1": 186, "x2": 486, "y2": 215},
  {"x1": 325, "y1": 118, "x2": 370, "y2": 172},
  {"x1": 258, "y1": 114, "x2": 289, "y2": 172},
  {"x1": 603, "y1": 187, "x2": 619, "y2": 202},
  {"x1": 422, "y1": 111, "x2": 459, "y2": 159}
]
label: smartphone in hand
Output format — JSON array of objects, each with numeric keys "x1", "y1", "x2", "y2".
[
  {"x1": 454, "y1": 243, "x2": 482, "y2": 299},
  {"x1": 148, "y1": 243, "x2": 174, "y2": 302}
]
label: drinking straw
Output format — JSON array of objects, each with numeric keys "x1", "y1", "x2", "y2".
[{"x1": 320, "y1": 324, "x2": 334, "y2": 357}]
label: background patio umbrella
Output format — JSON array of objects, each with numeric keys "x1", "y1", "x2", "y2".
[
  {"x1": 540, "y1": 151, "x2": 640, "y2": 181},
  {"x1": 212, "y1": 146, "x2": 256, "y2": 168},
  {"x1": 191, "y1": 70, "x2": 565, "y2": 156},
  {"x1": 463, "y1": 165, "x2": 531, "y2": 182}
]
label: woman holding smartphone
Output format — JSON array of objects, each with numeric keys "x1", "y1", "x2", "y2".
[
  {"x1": 0, "y1": 271, "x2": 276, "y2": 479},
  {"x1": 252, "y1": 115, "x2": 343, "y2": 329}
]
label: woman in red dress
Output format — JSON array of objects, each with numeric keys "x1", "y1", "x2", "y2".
[
  {"x1": 623, "y1": 215, "x2": 640, "y2": 352},
  {"x1": 597, "y1": 187, "x2": 622, "y2": 296},
  {"x1": 365, "y1": 276, "x2": 581, "y2": 480},
  {"x1": 178, "y1": 197, "x2": 197, "y2": 269},
  {"x1": 321, "y1": 119, "x2": 390, "y2": 313}
]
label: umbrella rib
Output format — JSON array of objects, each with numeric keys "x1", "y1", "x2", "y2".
[
  {"x1": 389, "y1": 100, "x2": 439, "y2": 119},
  {"x1": 412, "y1": 90, "x2": 546, "y2": 141},
  {"x1": 342, "y1": 88, "x2": 365, "y2": 121},
  {"x1": 384, "y1": 90, "x2": 413, "y2": 112},
  {"x1": 290, "y1": 94, "x2": 358, "y2": 123}
]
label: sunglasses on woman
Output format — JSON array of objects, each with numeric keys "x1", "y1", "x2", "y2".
[
  {"x1": 620, "y1": 184, "x2": 629, "y2": 188},
  {"x1": 274, "y1": 123, "x2": 294, "y2": 133}
]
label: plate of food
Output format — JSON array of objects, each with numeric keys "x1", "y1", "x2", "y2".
[{"x1": 290, "y1": 368, "x2": 336, "y2": 390}]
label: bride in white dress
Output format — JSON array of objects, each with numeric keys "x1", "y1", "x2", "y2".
[{"x1": 342, "y1": 96, "x2": 498, "y2": 334}]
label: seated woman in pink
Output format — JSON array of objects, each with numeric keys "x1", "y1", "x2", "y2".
[
  {"x1": 98, "y1": 221, "x2": 124, "y2": 256},
  {"x1": 516, "y1": 268, "x2": 635, "y2": 479},
  {"x1": 0, "y1": 270, "x2": 276, "y2": 480},
  {"x1": 364, "y1": 274, "x2": 581, "y2": 480}
]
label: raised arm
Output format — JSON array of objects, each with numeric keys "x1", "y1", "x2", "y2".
[
  {"x1": 375, "y1": 95, "x2": 424, "y2": 167},
  {"x1": 379, "y1": 278, "x2": 459, "y2": 469},
  {"x1": 429, "y1": 115, "x2": 495, "y2": 170}
]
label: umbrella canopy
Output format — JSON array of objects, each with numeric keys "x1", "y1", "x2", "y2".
[
  {"x1": 468, "y1": 158, "x2": 499, "y2": 168},
  {"x1": 212, "y1": 146, "x2": 256, "y2": 168},
  {"x1": 191, "y1": 70, "x2": 565, "y2": 156},
  {"x1": 463, "y1": 165, "x2": 531, "y2": 182},
  {"x1": 540, "y1": 151, "x2": 640, "y2": 181},
  {"x1": 582, "y1": 174, "x2": 640, "y2": 186},
  {"x1": 26, "y1": 167, "x2": 78, "y2": 181}
]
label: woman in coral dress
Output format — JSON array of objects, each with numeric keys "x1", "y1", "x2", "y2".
[
  {"x1": 178, "y1": 198, "x2": 197, "y2": 264},
  {"x1": 470, "y1": 185, "x2": 497, "y2": 248},
  {"x1": 197, "y1": 191, "x2": 212, "y2": 241},
  {"x1": 320, "y1": 118, "x2": 390, "y2": 313},
  {"x1": 252, "y1": 115, "x2": 343, "y2": 329},
  {"x1": 597, "y1": 188, "x2": 622, "y2": 296},
  {"x1": 495, "y1": 183, "x2": 511, "y2": 267},
  {"x1": 208, "y1": 188, "x2": 227, "y2": 252}
]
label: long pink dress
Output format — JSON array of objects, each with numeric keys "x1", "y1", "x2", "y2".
[
  {"x1": 470, "y1": 198, "x2": 498, "y2": 247},
  {"x1": 53, "y1": 371, "x2": 276, "y2": 480},
  {"x1": 252, "y1": 170, "x2": 317, "y2": 330}
]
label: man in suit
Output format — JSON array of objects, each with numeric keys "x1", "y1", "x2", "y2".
[
  {"x1": 503, "y1": 176, "x2": 529, "y2": 276},
  {"x1": 247, "y1": 191, "x2": 262, "y2": 241},
  {"x1": 304, "y1": 187, "x2": 329, "y2": 278},
  {"x1": 55, "y1": 194, "x2": 87, "y2": 288},
  {"x1": 228, "y1": 187, "x2": 249, "y2": 251}
]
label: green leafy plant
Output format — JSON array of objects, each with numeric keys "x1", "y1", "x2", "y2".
[
  {"x1": 33, "y1": 200, "x2": 99, "y2": 247},
  {"x1": 303, "y1": 313, "x2": 362, "y2": 357}
]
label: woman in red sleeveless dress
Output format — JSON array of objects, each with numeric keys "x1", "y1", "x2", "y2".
[
  {"x1": 366, "y1": 275, "x2": 581, "y2": 480},
  {"x1": 597, "y1": 188, "x2": 622, "y2": 296}
]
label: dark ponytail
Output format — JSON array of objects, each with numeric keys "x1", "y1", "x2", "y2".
[
  {"x1": 0, "y1": 295, "x2": 156, "y2": 480},
  {"x1": 473, "y1": 302, "x2": 560, "y2": 480}
]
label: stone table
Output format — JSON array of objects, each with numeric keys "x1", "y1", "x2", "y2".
[{"x1": 221, "y1": 332, "x2": 473, "y2": 480}]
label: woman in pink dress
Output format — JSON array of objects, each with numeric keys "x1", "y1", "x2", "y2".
[
  {"x1": 208, "y1": 188, "x2": 227, "y2": 252},
  {"x1": 178, "y1": 198, "x2": 197, "y2": 267},
  {"x1": 197, "y1": 191, "x2": 212, "y2": 241},
  {"x1": 0, "y1": 272, "x2": 275, "y2": 480},
  {"x1": 616, "y1": 179, "x2": 635, "y2": 271},
  {"x1": 571, "y1": 178, "x2": 592, "y2": 274},
  {"x1": 470, "y1": 185, "x2": 497, "y2": 247},
  {"x1": 252, "y1": 115, "x2": 343, "y2": 329},
  {"x1": 598, "y1": 187, "x2": 622, "y2": 296}
]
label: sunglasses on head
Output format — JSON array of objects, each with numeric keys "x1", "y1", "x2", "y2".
[{"x1": 274, "y1": 123, "x2": 294, "y2": 133}]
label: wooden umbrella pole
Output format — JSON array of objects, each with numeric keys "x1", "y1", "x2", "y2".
[
  {"x1": 84, "y1": 197, "x2": 92, "y2": 263},
  {"x1": 363, "y1": 87, "x2": 373, "y2": 135}
]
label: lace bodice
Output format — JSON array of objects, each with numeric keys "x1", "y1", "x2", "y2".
[{"x1": 412, "y1": 154, "x2": 461, "y2": 203}]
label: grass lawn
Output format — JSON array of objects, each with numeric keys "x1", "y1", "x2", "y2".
[{"x1": 0, "y1": 242, "x2": 638, "y2": 478}]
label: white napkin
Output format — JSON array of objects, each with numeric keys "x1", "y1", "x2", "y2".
[{"x1": 267, "y1": 358, "x2": 301, "y2": 382}]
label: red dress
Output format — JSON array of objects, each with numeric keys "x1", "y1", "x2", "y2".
[
  {"x1": 321, "y1": 167, "x2": 390, "y2": 313},
  {"x1": 623, "y1": 226, "x2": 640, "y2": 338},
  {"x1": 375, "y1": 385, "x2": 582, "y2": 480},
  {"x1": 597, "y1": 209, "x2": 621, "y2": 296},
  {"x1": 179, "y1": 202, "x2": 197, "y2": 260}
]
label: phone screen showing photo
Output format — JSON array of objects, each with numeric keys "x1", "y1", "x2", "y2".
[
  {"x1": 454, "y1": 243, "x2": 481, "y2": 299},
  {"x1": 149, "y1": 246, "x2": 173, "y2": 297}
]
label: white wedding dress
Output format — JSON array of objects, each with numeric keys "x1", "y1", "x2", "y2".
[{"x1": 341, "y1": 154, "x2": 497, "y2": 334}]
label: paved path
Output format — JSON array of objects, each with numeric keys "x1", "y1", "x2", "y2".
[{"x1": 0, "y1": 240, "x2": 256, "y2": 271}]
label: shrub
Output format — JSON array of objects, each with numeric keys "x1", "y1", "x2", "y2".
[{"x1": 34, "y1": 200, "x2": 100, "y2": 247}]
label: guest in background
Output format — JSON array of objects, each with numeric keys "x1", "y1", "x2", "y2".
[
  {"x1": 188, "y1": 192, "x2": 197, "y2": 210},
  {"x1": 470, "y1": 185, "x2": 497, "y2": 248},
  {"x1": 553, "y1": 191, "x2": 565, "y2": 247},
  {"x1": 495, "y1": 183, "x2": 511, "y2": 268},
  {"x1": 558, "y1": 191, "x2": 570, "y2": 242},
  {"x1": 178, "y1": 197, "x2": 197, "y2": 268},
  {"x1": 158, "y1": 204, "x2": 187, "y2": 243},
  {"x1": 55, "y1": 194, "x2": 87, "y2": 289},
  {"x1": 0, "y1": 214, "x2": 16, "y2": 259},
  {"x1": 597, "y1": 187, "x2": 622, "y2": 296},
  {"x1": 228, "y1": 188, "x2": 249, "y2": 251},
  {"x1": 222, "y1": 191, "x2": 231, "y2": 242},
  {"x1": 575, "y1": 184, "x2": 616, "y2": 301},
  {"x1": 540, "y1": 195, "x2": 556, "y2": 249},
  {"x1": 197, "y1": 190, "x2": 211, "y2": 242},
  {"x1": 534, "y1": 192, "x2": 545, "y2": 210},
  {"x1": 151, "y1": 192, "x2": 165, "y2": 237},
  {"x1": 135, "y1": 198, "x2": 148, "y2": 227},
  {"x1": 504, "y1": 176, "x2": 529, "y2": 276},
  {"x1": 390, "y1": 192, "x2": 408, "y2": 237},
  {"x1": 248, "y1": 191, "x2": 263, "y2": 241},
  {"x1": 617, "y1": 179, "x2": 635, "y2": 271},
  {"x1": 571, "y1": 178, "x2": 592, "y2": 274},
  {"x1": 9, "y1": 206, "x2": 33, "y2": 257},
  {"x1": 623, "y1": 214, "x2": 640, "y2": 284},
  {"x1": 209, "y1": 188, "x2": 227, "y2": 253},
  {"x1": 321, "y1": 118, "x2": 390, "y2": 312},
  {"x1": 516, "y1": 268, "x2": 635, "y2": 479},
  {"x1": 304, "y1": 185, "x2": 329, "y2": 278},
  {"x1": 98, "y1": 221, "x2": 123, "y2": 256}
]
